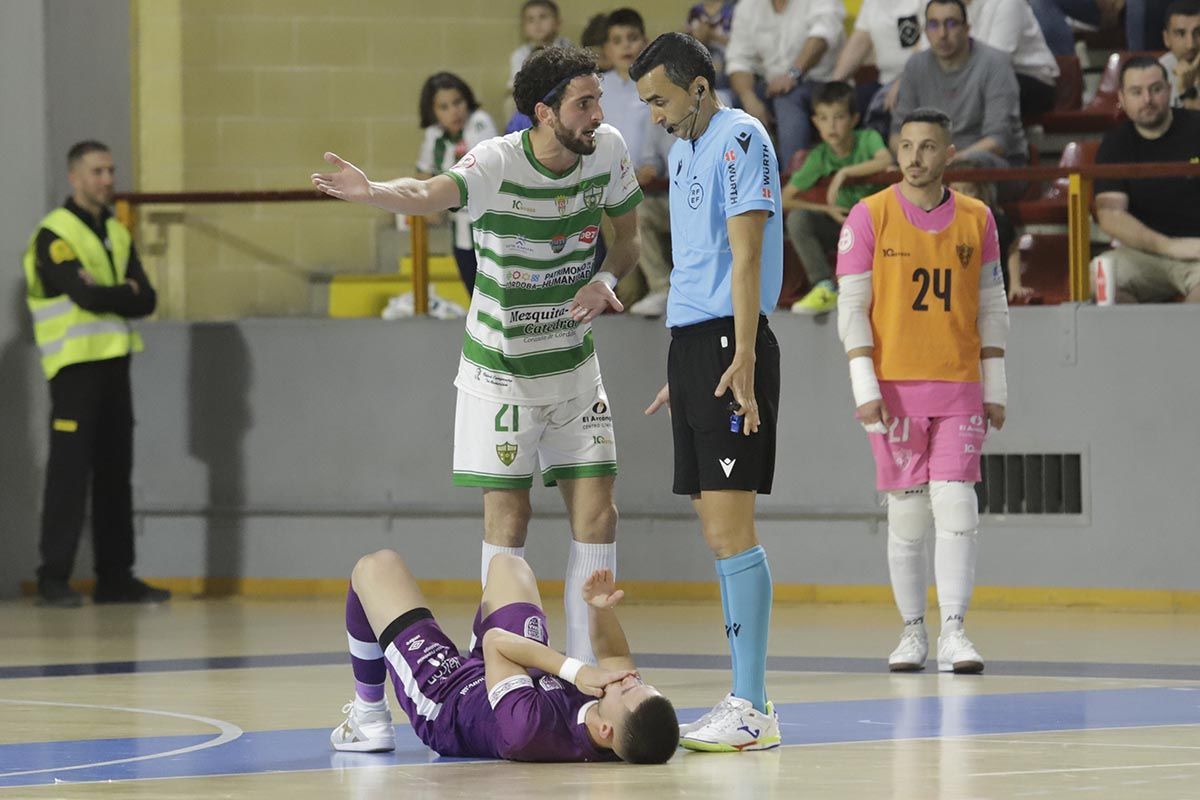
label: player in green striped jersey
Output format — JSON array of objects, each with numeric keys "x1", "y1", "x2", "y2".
[{"x1": 313, "y1": 46, "x2": 643, "y2": 665}]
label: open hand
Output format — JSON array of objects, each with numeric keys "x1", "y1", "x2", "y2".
[
  {"x1": 582, "y1": 569, "x2": 624, "y2": 608},
  {"x1": 570, "y1": 281, "x2": 623, "y2": 323},
  {"x1": 311, "y1": 152, "x2": 372, "y2": 204}
]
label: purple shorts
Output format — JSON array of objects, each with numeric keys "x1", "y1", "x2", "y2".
[
  {"x1": 381, "y1": 602, "x2": 549, "y2": 754},
  {"x1": 869, "y1": 414, "x2": 987, "y2": 491}
]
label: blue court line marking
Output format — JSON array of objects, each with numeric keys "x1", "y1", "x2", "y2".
[
  {"x1": 2, "y1": 687, "x2": 1199, "y2": 787},
  {"x1": 4, "y1": 653, "x2": 1200, "y2": 681}
]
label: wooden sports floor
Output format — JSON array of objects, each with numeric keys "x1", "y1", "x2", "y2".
[{"x1": 3, "y1": 597, "x2": 1200, "y2": 799}]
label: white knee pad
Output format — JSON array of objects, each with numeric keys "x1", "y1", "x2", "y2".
[
  {"x1": 930, "y1": 480, "x2": 979, "y2": 534},
  {"x1": 887, "y1": 485, "x2": 933, "y2": 544}
]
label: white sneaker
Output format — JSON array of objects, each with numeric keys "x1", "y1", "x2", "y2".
[
  {"x1": 629, "y1": 290, "x2": 669, "y2": 318},
  {"x1": 680, "y1": 696, "x2": 781, "y2": 752},
  {"x1": 381, "y1": 292, "x2": 414, "y2": 320},
  {"x1": 937, "y1": 630, "x2": 984, "y2": 674},
  {"x1": 330, "y1": 698, "x2": 396, "y2": 752},
  {"x1": 888, "y1": 626, "x2": 929, "y2": 672},
  {"x1": 679, "y1": 693, "x2": 737, "y2": 736}
]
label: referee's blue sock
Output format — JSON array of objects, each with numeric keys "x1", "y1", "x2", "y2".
[{"x1": 716, "y1": 544, "x2": 772, "y2": 713}]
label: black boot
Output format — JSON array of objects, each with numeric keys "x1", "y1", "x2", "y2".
[
  {"x1": 37, "y1": 578, "x2": 83, "y2": 608},
  {"x1": 94, "y1": 576, "x2": 171, "y2": 604}
]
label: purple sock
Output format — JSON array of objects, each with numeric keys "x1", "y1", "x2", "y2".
[{"x1": 346, "y1": 587, "x2": 386, "y2": 703}]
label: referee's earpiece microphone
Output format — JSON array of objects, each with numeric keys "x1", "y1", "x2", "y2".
[{"x1": 667, "y1": 85, "x2": 706, "y2": 136}]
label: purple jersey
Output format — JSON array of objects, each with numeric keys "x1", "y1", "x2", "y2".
[{"x1": 381, "y1": 602, "x2": 618, "y2": 762}]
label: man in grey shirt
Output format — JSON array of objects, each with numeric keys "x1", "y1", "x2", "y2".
[{"x1": 891, "y1": 0, "x2": 1028, "y2": 189}]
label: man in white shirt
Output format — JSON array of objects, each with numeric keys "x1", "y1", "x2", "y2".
[
  {"x1": 966, "y1": 0, "x2": 1061, "y2": 116},
  {"x1": 831, "y1": 0, "x2": 926, "y2": 136},
  {"x1": 725, "y1": 0, "x2": 845, "y2": 168}
]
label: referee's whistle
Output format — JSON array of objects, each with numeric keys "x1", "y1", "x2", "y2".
[{"x1": 727, "y1": 400, "x2": 743, "y2": 433}]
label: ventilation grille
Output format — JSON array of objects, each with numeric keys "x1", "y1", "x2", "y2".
[{"x1": 976, "y1": 453, "x2": 1083, "y2": 515}]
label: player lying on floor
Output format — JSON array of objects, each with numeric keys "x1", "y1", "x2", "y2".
[{"x1": 331, "y1": 550, "x2": 679, "y2": 763}]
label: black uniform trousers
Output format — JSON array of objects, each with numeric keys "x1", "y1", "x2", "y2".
[{"x1": 38, "y1": 355, "x2": 136, "y2": 584}]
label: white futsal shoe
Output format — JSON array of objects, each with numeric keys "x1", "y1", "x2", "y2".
[
  {"x1": 330, "y1": 698, "x2": 396, "y2": 752},
  {"x1": 680, "y1": 696, "x2": 781, "y2": 752},
  {"x1": 937, "y1": 630, "x2": 984, "y2": 674},
  {"x1": 679, "y1": 694, "x2": 737, "y2": 736},
  {"x1": 888, "y1": 626, "x2": 929, "y2": 672}
]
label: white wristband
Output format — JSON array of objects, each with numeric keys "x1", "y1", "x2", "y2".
[
  {"x1": 589, "y1": 271, "x2": 618, "y2": 290},
  {"x1": 558, "y1": 657, "x2": 584, "y2": 685},
  {"x1": 982, "y1": 358, "x2": 1007, "y2": 406},
  {"x1": 848, "y1": 356, "x2": 882, "y2": 408}
]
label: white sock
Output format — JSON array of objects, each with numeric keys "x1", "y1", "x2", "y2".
[
  {"x1": 565, "y1": 540, "x2": 616, "y2": 663},
  {"x1": 887, "y1": 529, "x2": 930, "y2": 626},
  {"x1": 934, "y1": 528, "x2": 978, "y2": 634},
  {"x1": 481, "y1": 542, "x2": 525, "y2": 588}
]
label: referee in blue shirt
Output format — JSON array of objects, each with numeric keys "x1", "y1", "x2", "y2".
[{"x1": 632, "y1": 33, "x2": 783, "y2": 753}]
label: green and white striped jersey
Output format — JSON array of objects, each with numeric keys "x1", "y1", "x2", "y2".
[{"x1": 446, "y1": 124, "x2": 643, "y2": 404}]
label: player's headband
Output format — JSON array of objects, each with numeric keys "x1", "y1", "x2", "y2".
[{"x1": 540, "y1": 68, "x2": 598, "y2": 106}]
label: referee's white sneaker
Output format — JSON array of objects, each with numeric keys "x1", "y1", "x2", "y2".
[
  {"x1": 330, "y1": 698, "x2": 396, "y2": 752},
  {"x1": 680, "y1": 696, "x2": 781, "y2": 752},
  {"x1": 888, "y1": 626, "x2": 929, "y2": 672},
  {"x1": 937, "y1": 630, "x2": 984, "y2": 674},
  {"x1": 679, "y1": 694, "x2": 737, "y2": 736}
]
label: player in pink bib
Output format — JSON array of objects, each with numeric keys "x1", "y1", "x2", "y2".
[{"x1": 835, "y1": 109, "x2": 1009, "y2": 675}]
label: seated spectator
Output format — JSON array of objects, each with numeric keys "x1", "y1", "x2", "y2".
[
  {"x1": 687, "y1": 0, "x2": 737, "y2": 105},
  {"x1": 1027, "y1": 0, "x2": 1105, "y2": 56},
  {"x1": 509, "y1": 1, "x2": 572, "y2": 94},
  {"x1": 965, "y1": 0, "x2": 1061, "y2": 116},
  {"x1": 948, "y1": 153, "x2": 1034, "y2": 302},
  {"x1": 415, "y1": 73, "x2": 497, "y2": 295},
  {"x1": 725, "y1": 0, "x2": 846, "y2": 168},
  {"x1": 582, "y1": 12, "x2": 613, "y2": 71},
  {"x1": 892, "y1": 0, "x2": 1029, "y2": 199},
  {"x1": 599, "y1": 9, "x2": 651, "y2": 168},
  {"x1": 1160, "y1": 0, "x2": 1200, "y2": 109},
  {"x1": 621, "y1": 121, "x2": 675, "y2": 317},
  {"x1": 1093, "y1": 57, "x2": 1200, "y2": 303},
  {"x1": 831, "y1": 0, "x2": 926, "y2": 138},
  {"x1": 783, "y1": 81, "x2": 892, "y2": 314},
  {"x1": 504, "y1": 0, "x2": 572, "y2": 133}
]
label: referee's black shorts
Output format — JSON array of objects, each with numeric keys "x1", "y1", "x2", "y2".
[{"x1": 667, "y1": 314, "x2": 780, "y2": 496}]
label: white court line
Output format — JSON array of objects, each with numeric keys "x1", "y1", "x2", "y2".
[
  {"x1": 0, "y1": 698, "x2": 243, "y2": 779},
  {"x1": 980, "y1": 738, "x2": 1200, "y2": 751},
  {"x1": 972, "y1": 760, "x2": 1200, "y2": 778}
]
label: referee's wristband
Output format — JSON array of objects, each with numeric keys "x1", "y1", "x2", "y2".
[
  {"x1": 589, "y1": 271, "x2": 618, "y2": 291},
  {"x1": 558, "y1": 657, "x2": 584, "y2": 685}
]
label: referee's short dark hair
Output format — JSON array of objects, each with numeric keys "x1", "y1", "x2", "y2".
[
  {"x1": 67, "y1": 140, "x2": 110, "y2": 169},
  {"x1": 513, "y1": 45, "x2": 599, "y2": 123},
  {"x1": 900, "y1": 107, "x2": 953, "y2": 134},
  {"x1": 925, "y1": 0, "x2": 968, "y2": 22},
  {"x1": 629, "y1": 32, "x2": 716, "y2": 92}
]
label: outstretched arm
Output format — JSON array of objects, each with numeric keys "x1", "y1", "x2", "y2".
[
  {"x1": 582, "y1": 569, "x2": 636, "y2": 673},
  {"x1": 311, "y1": 152, "x2": 461, "y2": 215}
]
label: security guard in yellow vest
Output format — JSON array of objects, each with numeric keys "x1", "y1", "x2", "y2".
[{"x1": 24, "y1": 141, "x2": 169, "y2": 607}]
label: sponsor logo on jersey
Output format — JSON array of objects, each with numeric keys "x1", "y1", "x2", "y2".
[
  {"x1": 550, "y1": 234, "x2": 567, "y2": 253},
  {"x1": 524, "y1": 615, "x2": 546, "y2": 642},
  {"x1": 957, "y1": 243, "x2": 974, "y2": 267},
  {"x1": 838, "y1": 225, "x2": 855, "y2": 254},
  {"x1": 496, "y1": 442, "x2": 518, "y2": 466},
  {"x1": 555, "y1": 195, "x2": 569, "y2": 216},
  {"x1": 882, "y1": 248, "x2": 912, "y2": 258},
  {"x1": 579, "y1": 225, "x2": 600, "y2": 245},
  {"x1": 727, "y1": 162, "x2": 738, "y2": 203},
  {"x1": 735, "y1": 130, "x2": 753, "y2": 153},
  {"x1": 456, "y1": 153, "x2": 477, "y2": 170},
  {"x1": 762, "y1": 187, "x2": 772, "y2": 199},
  {"x1": 724, "y1": 149, "x2": 737, "y2": 162},
  {"x1": 406, "y1": 636, "x2": 425, "y2": 652},
  {"x1": 539, "y1": 675, "x2": 564, "y2": 691}
]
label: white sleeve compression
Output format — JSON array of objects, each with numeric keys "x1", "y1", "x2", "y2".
[{"x1": 836, "y1": 272, "x2": 874, "y2": 352}]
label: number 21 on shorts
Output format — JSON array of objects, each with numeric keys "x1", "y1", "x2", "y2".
[
  {"x1": 495, "y1": 404, "x2": 520, "y2": 433},
  {"x1": 888, "y1": 417, "x2": 910, "y2": 443}
]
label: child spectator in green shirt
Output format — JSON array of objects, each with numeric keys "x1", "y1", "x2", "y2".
[{"x1": 783, "y1": 81, "x2": 892, "y2": 314}]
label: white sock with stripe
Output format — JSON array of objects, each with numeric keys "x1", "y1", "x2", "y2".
[{"x1": 565, "y1": 540, "x2": 615, "y2": 664}]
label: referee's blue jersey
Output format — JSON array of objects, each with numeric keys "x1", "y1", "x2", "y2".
[{"x1": 665, "y1": 107, "x2": 783, "y2": 328}]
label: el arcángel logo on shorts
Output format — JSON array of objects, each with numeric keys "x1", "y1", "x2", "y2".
[{"x1": 496, "y1": 442, "x2": 518, "y2": 466}]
